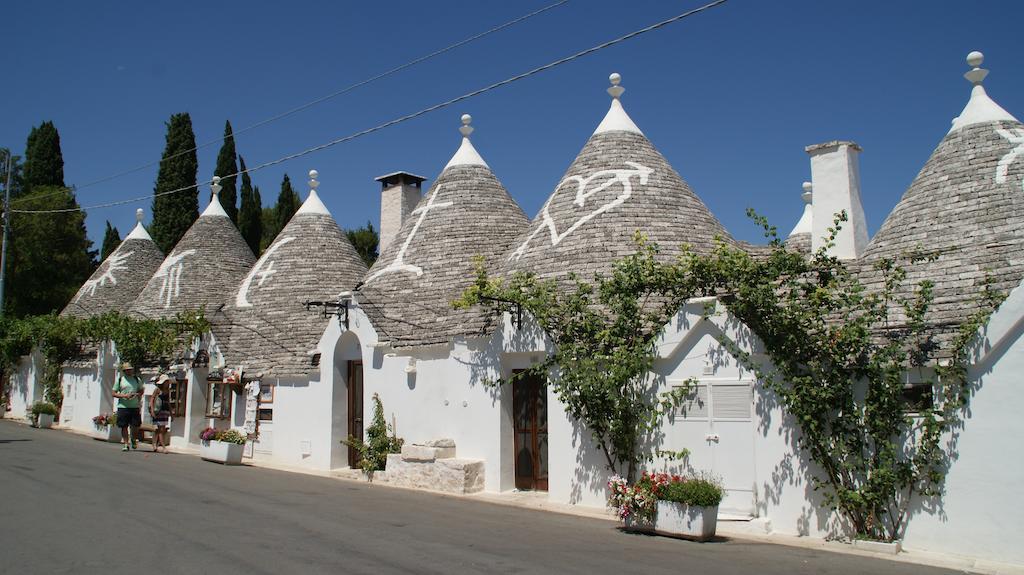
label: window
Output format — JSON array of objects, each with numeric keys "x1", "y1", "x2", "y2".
[
  {"x1": 901, "y1": 383, "x2": 933, "y2": 414},
  {"x1": 675, "y1": 384, "x2": 708, "y2": 419},
  {"x1": 167, "y1": 379, "x2": 189, "y2": 418},
  {"x1": 206, "y1": 381, "x2": 233, "y2": 419}
]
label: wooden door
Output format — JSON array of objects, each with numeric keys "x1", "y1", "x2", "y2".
[
  {"x1": 347, "y1": 360, "x2": 364, "y2": 468},
  {"x1": 513, "y1": 372, "x2": 548, "y2": 491}
]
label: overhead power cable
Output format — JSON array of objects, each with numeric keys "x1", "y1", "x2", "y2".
[
  {"x1": 9, "y1": 0, "x2": 570, "y2": 207},
  {"x1": 13, "y1": 0, "x2": 728, "y2": 215}
]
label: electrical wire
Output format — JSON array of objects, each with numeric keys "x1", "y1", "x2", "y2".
[
  {"x1": 13, "y1": 0, "x2": 728, "y2": 215},
  {"x1": 9, "y1": 0, "x2": 570, "y2": 207}
]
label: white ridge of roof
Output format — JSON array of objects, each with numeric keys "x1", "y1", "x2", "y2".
[
  {"x1": 593, "y1": 98, "x2": 644, "y2": 136},
  {"x1": 295, "y1": 189, "x2": 332, "y2": 216},
  {"x1": 444, "y1": 137, "x2": 489, "y2": 170},
  {"x1": 949, "y1": 85, "x2": 1018, "y2": 133},
  {"x1": 201, "y1": 192, "x2": 229, "y2": 217},
  {"x1": 124, "y1": 221, "x2": 153, "y2": 241}
]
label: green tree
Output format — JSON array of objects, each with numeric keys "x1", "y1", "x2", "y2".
[
  {"x1": 22, "y1": 121, "x2": 64, "y2": 190},
  {"x1": 100, "y1": 221, "x2": 121, "y2": 260},
  {"x1": 237, "y1": 156, "x2": 262, "y2": 255},
  {"x1": 212, "y1": 120, "x2": 238, "y2": 223},
  {"x1": 346, "y1": 221, "x2": 379, "y2": 267},
  {"x1": 7, "y1": 186, "x2": 96, "y2": 317},
  {"x1": 261, "y1": 174, "x2": 300, "y2": 251},
  {"x1": 150, "y1": 113, "x2": 199, "y2": 254},
  {"x1": 275, "y1": 173, "x2": 300, "y2": 233}
]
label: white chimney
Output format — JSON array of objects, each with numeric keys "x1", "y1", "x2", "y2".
[
  {"x1": 805, "y1": 141, "x2": 868, "y2": 259},
  {"x1": 375, "y1": 171, "x2": 426, "y2": 253}
]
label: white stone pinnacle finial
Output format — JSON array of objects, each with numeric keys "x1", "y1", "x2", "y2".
[
  {"x1": 135, "y1": 208, "x2": 144, "y2": 223},
  {"x1": 211, "y1": 176, "x2": 222, "y2": 196},
  {"x1": 965, "y1": 50, "x2": 988, "y2": 85},
  {"x1": 459, "y1": 114, "x2": 474, "y2": 138},
  {"x1": 308, "y1": 169, "x2": 319, "y2": 190},
  {"x1": 607, "y1": 72, "x2": 624, "y2": 99},
  {"x1": 801, "y1": 182, "x2": 813, "y2": 203}
]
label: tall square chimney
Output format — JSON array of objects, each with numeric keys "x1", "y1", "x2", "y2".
[{"x1": 375, "y1": 171, "x2": 427, "y2": 253}]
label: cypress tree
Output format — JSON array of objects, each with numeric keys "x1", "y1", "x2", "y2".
[
  {"x1": 237, "y1": 155, "x2": 262, "y2": 255},
  {"x1": 150, "y1": 113, "x2": 199, "y2": 254},
  {"x1": 100, "y1": 221, "x2": 121, "y2": 260},
  {"x1": 22, "y1": 121, "x2": 64, "y2": 190},
  {"x1": 275, "y1": 173, "x2": 301, "y2": 233},
  {"x1": 213, "y1": 120, "x2": 239, "y2": 223},
  {"x1": 259, "y1": 188, "x2": 275, "y2": 253}
]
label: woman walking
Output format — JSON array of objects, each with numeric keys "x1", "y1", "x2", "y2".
[{"x1": 149, "y1": 375, "x2": 172, "y2": 453}]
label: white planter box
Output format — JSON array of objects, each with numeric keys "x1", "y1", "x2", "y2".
[
  {"x1": 853, "y1": 538, "x2": 902, "y2": 555},
  {"x1": 36, "y1": 414, "x2": 54, "y2": 429},
  {"x1": 92, "y1": 425, "x2": 121, "y2": 442},
  {"x1": 655, "y1": 501, "x2": 718, "y2": 541},
  {"x1": 200, "y1": 440, "x2": 244, "y2": 465}
]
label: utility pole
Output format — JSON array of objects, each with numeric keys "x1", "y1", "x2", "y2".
[{"x1": 0, "y1": 152, "x2": 11, "y2": 318}]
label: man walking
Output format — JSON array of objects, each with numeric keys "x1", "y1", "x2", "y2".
[{"x1": 112, "y1": 363, "x2": 143, "y2": 451}]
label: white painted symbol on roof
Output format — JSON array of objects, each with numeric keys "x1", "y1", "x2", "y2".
[
  {"x1": 509, "y1": 161, "x2": 653, "y2": 261},
  {"x1": 364, "y1": 185, "x2": 453, "y2": 284},
  {"x1": 75, "y1": 250, "x2": 134, "y2": 302},
  {"x1": 154, "y1": 249, "x2": 196, "y2": 309},
  {"x1": 235, "y1": 236, "x2": 296, "y2": 308},
  {"x1": 995, "y1": 128, "x2": 1024, "y2": 190}
]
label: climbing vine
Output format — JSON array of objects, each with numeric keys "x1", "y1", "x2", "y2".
[
  {"x1": 0, "y1": 310, "x2": 210, "y2": 407},
  {"x1": 459, "y1": 212, "x2": 1002, "y2": 543},
  {"x1": 456, "y1": 234, "x2": 694, "y2": 483},
  {"x1": 686, "y1": 211, "x2": 1003, "y2": 542}
]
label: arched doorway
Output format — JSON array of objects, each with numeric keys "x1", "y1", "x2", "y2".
[{"x1": 332, "y1": 331, "x2": 362, "y2": 469}]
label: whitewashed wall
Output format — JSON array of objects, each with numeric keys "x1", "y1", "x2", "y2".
[
  {"x1": 321, "y1": 306, "x2": 508, "y2": 487},
  {"x1": 895, "y1": 280, "x2": 1024, "y2": 565},
  {"x1": 6, "y1": 351, "x2": 44, "y2": 421}
]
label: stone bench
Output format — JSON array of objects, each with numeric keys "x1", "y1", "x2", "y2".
[{"x1": 378, "y1": 439, "x2": 484, "y2": 494}]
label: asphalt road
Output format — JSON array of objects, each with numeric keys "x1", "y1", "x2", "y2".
[{"x1": 0, "y1": 420, "x2": 961, "y2": 575}]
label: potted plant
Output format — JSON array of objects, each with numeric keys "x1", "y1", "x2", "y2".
[
  {"x1": 199, "y1": 427, "x2": 246, "y2": 465},
  {"x1": 30, "y1": 401, "x2": 58, "y2": 429},
  {"x1": 607, "y1": 475, "x2": 656, "y2": 532},
  {"x1": 653, "y1": 472, "x2": 723, "y2": 541},
  {"x1": 608, "y1": 471, "x2": 723, "y2": 540},
  {"x1": 91, "y1": 413, "x2": 120, "y2": 442}
]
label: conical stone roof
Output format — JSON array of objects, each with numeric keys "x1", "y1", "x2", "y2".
[
  {"x1": 130, "y1": 186, "x2": 256, "y2": 319},
  {"x1": 860, "y1": 52, "x2": 1024, "y2": 354},
  {"x1": 220, "y1": 172, "x2": 368, "y2": 376},
  {"x1": 504, "y1": 74, "x2": 733, "y2": 280},
  {"x1": 357, "y1": 115, "x2": 528, "y2": 348},
  {"x1": 63, "y1": 209, "x2": 165, "y2": 318}
]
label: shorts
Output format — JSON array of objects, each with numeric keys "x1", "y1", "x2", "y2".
[
  {"x1": 116, "y1": 407, "x2": 141, "y2": 429},
  {"x1": 153, "y1": 412, "x2": 171, "y2": 428}
]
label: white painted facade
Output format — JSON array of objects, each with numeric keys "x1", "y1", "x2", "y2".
[{"x1": 6, "y1": 351, "x2": 44, "y2": 422}]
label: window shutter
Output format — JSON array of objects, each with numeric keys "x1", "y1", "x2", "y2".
[
  {"x1": 711, "y1": 384, "x2": 751, "y2": 420},
  {"x1": 675, "y1": 384, "x2": 708, "y2": 419}
]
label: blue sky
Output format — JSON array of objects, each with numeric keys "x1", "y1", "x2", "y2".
[{"x1": 4, "y1": 0, "x2": 1023, "y2": 249}]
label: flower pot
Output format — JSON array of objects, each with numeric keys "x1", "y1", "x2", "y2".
[
  {"x1": 36, "y1": 413, "x2": 54, "y2": 429},
  {"x1": 200, "y1": 440, "x2": 244, "y2": 465},
  {"x1": 623, "y1": 514, "x2": 655, "y2": 533},
  {"x1": 93, "y1": 424, "x2": 121, "y2": 442},
  {"x1": 655, "y1": 501, "x2": 718, "y2": 541}
]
